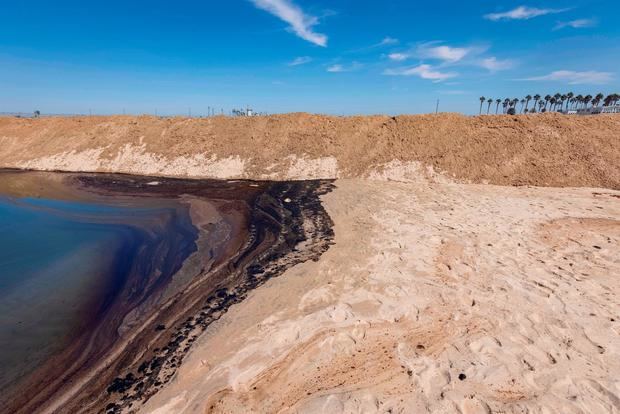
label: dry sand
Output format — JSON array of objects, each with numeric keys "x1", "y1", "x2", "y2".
[{"x1": 140, "y1": 177, "x2": 620, "y2": 414}]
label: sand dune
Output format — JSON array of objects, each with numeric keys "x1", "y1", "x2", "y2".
[{"x1": 141, "y1": 178, "x2": 620, "y2": 414}]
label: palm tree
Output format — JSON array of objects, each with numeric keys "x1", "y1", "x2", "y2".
[
  {"x1": 511, "y1": 98, "x2": 518, "y2": 110},
  {"x1": 566, "y1": 92, "x2": 574, "y2": 111},
  {"x1": 584, "y1": 94, "x2": 592, "y2": 109},
  {"x1": 524, "y1": 95, "x2": 532, "y2": 112},
  {"x1": 495, "y1": 98, "x2": 501, "y2": 114},
  {"x1": 575, "y1": 94, "x2": 584, "y2": 109},
  {"x1": 552, "y1": 93, "x2": 562, "y2": 111},
  {"x1": 533, "y1": 94, "x2": 541, "y2": 109},
  {"x1": 550, "y1": 97, "x2": 557, "y2": 111},
  {"x1": 479, "y1": 96, "x2": 486, "y2": 114},
  {"x1": 502, "y1": 99, "x2": 510, "y2": 114},
  {"x1": 544, "y1": 95, "x2": 552, "y2": 111},
  {"x1": 604, "y1": 94, "x2": 614, "y2": 106},
  {"x1": 486, "y1": 98, "x2": 493, "y2": 114},
  {"x1": 538, "y1": 100, "x2": 545, "y2": 112},
  {"x1": 520, "y1": 98, "x2": 526, "y2": 113},
  {"x1": 593, "y1": 93, "x2": 604, "y2": 107}
]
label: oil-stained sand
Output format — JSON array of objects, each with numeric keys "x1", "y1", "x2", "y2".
[{"x1": 0, "y1": 170, "x2": 334, "y2": 414}]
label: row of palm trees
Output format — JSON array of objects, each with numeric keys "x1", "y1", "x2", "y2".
[{"x1": 478, "y1": 93, "x2": 620, "y2": 115}]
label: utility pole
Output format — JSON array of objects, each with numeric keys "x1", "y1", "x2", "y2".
[{"x1": 435, "y1": 99, "x2": 439, "y2": 114}]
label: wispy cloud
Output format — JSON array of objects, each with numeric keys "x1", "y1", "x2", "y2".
[
  {"x1": 346, "y1": 36, "x2": 399, "y2": 54},
  {"x1": 288, "y1": 56, "x2": 313, "y2": 66},
  {"x1": 484, "y1": 6, "x2": 568, "y2": 21},
  {"x1": 418, "y1": 43, "x2": 472, "y2": 63},
  {"x1": 521, "y1": 70, "x2": 613, "y2": 84},
  {"x1": 327, "y1": 64, "x2": 345, "y2": 73},
  {"x1": 249, "y1": 0, "x2": 328, "y2": 46},
  {"x1": 385, "y1": 42, "x2": 515, "y2": 78},
  {"x1": 378, "y1": 36, "x2": 399, "y2": 46},
  {"x1": 384, "y1": 64, "x2": 457, "y2": 82},
  {"x1": 388, "y1": 53, "x2": 408, "y2": 62},
  {"x1": 554, "y1": 18, "x2": 597, "y2": 30},
  {"x1": 387, "y1": 42, "x2": 488, "y2": 65},
  {"x1": 327, "y1": 62, "x2": 362, "y2": 73},
  {"x1": 479, "y1": 57, "x2": 515, "y2": 72}
]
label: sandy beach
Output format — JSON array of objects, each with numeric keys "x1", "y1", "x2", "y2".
[
  {"x1": 0, "y1": 114, "x2": 618, "y2": 413},
  {"x1": 141, "y1": 177, "x2": 620, "y2": 414}
]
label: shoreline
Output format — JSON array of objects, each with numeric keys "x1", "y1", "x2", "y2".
[{"x1": 0, "y1": 171, "x2": 335, "y2": 414}]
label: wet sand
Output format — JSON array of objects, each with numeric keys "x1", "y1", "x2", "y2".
[{"x1": 0, "y1": 170, "x2": 335, "y2": 414}]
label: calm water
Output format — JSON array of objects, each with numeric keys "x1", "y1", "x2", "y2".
[{"x1": 0, "y1": 179, "x2": 197, "y2": 391}]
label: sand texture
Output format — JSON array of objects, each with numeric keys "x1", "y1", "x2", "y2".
[
  {"x1": 1, "y1": 114, "x2": 619, "y2": 413},
  {"x1": 140, "y1": 178, "x2": 620, "y2": 414},
  {"x1": 1, "y1": 113, "x2": 619, "y2": 188}
]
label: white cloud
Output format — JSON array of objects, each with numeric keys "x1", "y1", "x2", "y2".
[
  {"x1": 384, "y1": 64, "x2": 457, "y2": 82},
  {"x1": 484, "y1": 6, "x2": 568, "y2": 21},
  {"x1": 289, "y1": 56, "x2": 312, "y2": 66},
  {"x1": 522, "y1": 70, "x2": 613, "y2": 84},
  {"x1": 250, "y1": 0, "x2": 328, "y2": 46},
  {"x1": 326, "y1": 62, "x2": 362, "y2": 73},
  {"x1": 554, "y1": 18, "x2": 597, "y2": 30},
  {"x1": 327, "y1": 64, "x2": 344, "y2": 72},
  {"x1": 479, "y1": 57, "x2": 515, "y2": 72},
  {"x1": 418, "y1": 44, "x2": 472, "y2": 63},
  {"x1": 388, "y1": 53, "x2": 409, "y2": 61},
  {"x1": 379, "y1": 36, "x2": 399, "y2": 46},
  {"x1": 348, "y1": 36, "x2": 399, "y2": 53}
]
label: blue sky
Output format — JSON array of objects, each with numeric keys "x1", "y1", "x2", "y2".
[{"x1": 1, "y1": 0, "x2": 618, "y2": 115}]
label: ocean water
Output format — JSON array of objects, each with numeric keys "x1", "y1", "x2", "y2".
[{"x1": 0, "y1": 181, "x2": 197, "y2": 391}]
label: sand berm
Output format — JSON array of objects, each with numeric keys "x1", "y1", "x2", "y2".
[{"x1": 0, "y1": 113, "x2": 618, "y2": 187}]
